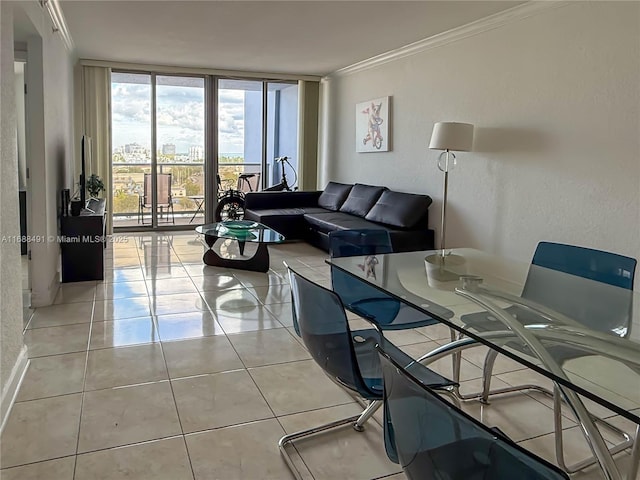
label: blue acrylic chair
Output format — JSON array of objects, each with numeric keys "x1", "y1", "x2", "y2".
[
  {"x1": 329, "y1": 229, "x2": 437, "y2": 330},
  {"x1": 279, "y1": 263, "x2": 458, "y2": 480},
  {"x1": 377, "y1": 346, "x2": 570, "y2": 480},
  {"x1": 461, "y1": 241, "x2": 637, "y2": 472}
]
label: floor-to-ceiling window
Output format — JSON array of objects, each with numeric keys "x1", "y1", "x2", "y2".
[
  {"x1": 111, "y1": 73, "x2": 206, "y2": 229},
  {"x1": 111, "y1": 72, "x2": 153, "y2": 229},
  {"x1": 266, "y1": 82, "x2": 298, "y2": 189},
  {"x1": 155, "y1": 75, "x2": 205, "y2": 226},
  {"x1": 217, "y1": 79, "x2": 264, "y2": 194},
  {"x1": 111, "y1": 72, "x2": 300, "y2": 231}
]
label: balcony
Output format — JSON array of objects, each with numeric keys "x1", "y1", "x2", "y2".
[{"x1": 112, "y1": 161, "x2": 261, "y2": 228}]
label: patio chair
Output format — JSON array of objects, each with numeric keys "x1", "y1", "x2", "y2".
[
  {"x1": 138, "y1": 173, "x2": 174, "y2": 225},
  {"x1": 377, "y1": 346, "x2": 570, "y2": 480},
  {"x1": 278, "y1": 263, "x2": 457, "y2": 480}
]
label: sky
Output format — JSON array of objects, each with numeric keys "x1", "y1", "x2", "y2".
[{"x1": 111, "y1": 80, "x2": 245, "y2": 154}]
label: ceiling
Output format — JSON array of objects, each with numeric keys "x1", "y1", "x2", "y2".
[{"x1": 60, "y1": 1, "x2": 523, "y2": 76}]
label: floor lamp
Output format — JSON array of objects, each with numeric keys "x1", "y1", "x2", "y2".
[{"x1": 428, "y1": 122, "x2": 474, "y2": 260}]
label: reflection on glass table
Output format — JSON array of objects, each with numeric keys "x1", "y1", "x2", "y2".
[
  {"x1": 328, "y1": 248, "x2": 640, "y2": 480},
  {"x1": 195, "y1": 221, "x2": 285, "y2": 273}
]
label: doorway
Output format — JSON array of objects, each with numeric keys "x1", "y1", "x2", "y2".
[{"x1": 14, "y1": 56, "x2": 31, "y2": 325}]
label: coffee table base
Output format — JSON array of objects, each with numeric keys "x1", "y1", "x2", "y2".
[{"x1": 203, "y1": 235, "x2": 270, "y2": 272}]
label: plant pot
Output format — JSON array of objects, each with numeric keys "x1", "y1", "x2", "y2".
[
  {"x1": 424, "y1": 253, "x2": 467, "y2": 288},
  {"x1": 70, "y1": 200, "x2": 83, "y2": 216}
]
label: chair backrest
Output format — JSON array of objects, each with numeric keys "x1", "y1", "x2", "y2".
[
  {"x1": 157, "y1": 173, "x2": 172, "y2": 206},
  {"x1": 329, "y1": 230, "x2": 400, "y2": 323},
  {"x1": 378, "y1": 348, "x2": 569, "y2": 480},
  {"x1": 142, "y1": 173, "x2": 172, "y2": 207},
  {"x1": 287, "y1": 264, "x2": 377, "y2": 397},
  {"x1": 142, "y1": 173, "x2": 152, "y2": 207},
  {"x1": 523, "y1": 242, "x2": 636, "y2": 334},
  {"x1": 238, "y1": 173, "x2": 261, "y2": 193}
]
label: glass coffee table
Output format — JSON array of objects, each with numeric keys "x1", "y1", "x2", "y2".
[{"x1": 195, "y1": 221, "x2": 285, "y2": 272}]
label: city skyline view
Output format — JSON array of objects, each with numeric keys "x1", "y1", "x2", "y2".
[{"x1": 111, "y1": 76, "x2": 246, "y2": 154}]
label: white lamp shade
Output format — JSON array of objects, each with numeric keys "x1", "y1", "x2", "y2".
[{"x1": 429, "y1": 122, "x2": 474, "y2": 151}]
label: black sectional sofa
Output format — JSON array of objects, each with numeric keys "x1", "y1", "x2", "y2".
[{"x1": 244, "y1": 182, "x2": 435, "y2": 253}]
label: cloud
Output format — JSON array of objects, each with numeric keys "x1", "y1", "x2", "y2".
[{"x1": 112, "y1": 82, "x2": 252, "y2": 153}]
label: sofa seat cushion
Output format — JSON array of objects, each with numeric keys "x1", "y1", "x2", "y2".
[
  {"x1": 246, "y1": 207, "x2": 327, "y2": 219},
  {"x1": 245, "y1": 207, "x2": 329, "y2": 240},
  {"x1": 304, "y1": 212, "x2": 391, "y2": 234},
  {"x1": 365, "y1": 190, "x2": 433, "y2": 229},
  {"x1": 318, "y1": 182, "x2": 353, "y2": 211},
  {"x1": 339, "y1": 184, "x2": 386, "y2": 217}
]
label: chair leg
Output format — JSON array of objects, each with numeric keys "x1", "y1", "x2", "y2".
[
  {"x1": 278, "y1": 401, "x2": 375, "y2": 480},
  {"x1": 450, "y1": 328, "x2": 462, "y2": 384},
  {"x1": 553, "y1": 384, "x2": 635, "y2": 473},
  {"x1": 353, "y1": 400, "x2": 382, "y2": 432},
  {"x1": 456, "y1": 348, "x2": 553, "y2": 404},
  {"x1": 629, "y1": 425, "x2": 640, "y2": 480}
]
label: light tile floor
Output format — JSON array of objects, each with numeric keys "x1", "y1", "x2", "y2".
[{"x1": 1, "y1": 233, "x2": 634, "y2": 479}]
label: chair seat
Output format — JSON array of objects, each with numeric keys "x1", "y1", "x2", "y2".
[
  {"x1": 352, "y1": 329, "x2": 457, "y2": 399},
  {"x1": 349, "y1": 299, "x2": 438, "y2": 330},
  {"x1": 463, "y1": 305, "x2": 615, "y2": 363}
]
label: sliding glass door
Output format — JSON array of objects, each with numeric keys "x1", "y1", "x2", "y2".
[
  {"x1": 266, "y1": 82, "x2": 298, "y2": 189},
  {"x1": 217, "y1": 79, "x2": 264, "y2": 196},
  {"x1": 111, "y1": 72, "x2": 152, "y2": 229},
  {"x1": 111, "y1": 73, "x2": 206, "y2": 229},
  {"x1": 155, "y1": 76, "x2": 205, "y2": 226},
  {"x1": 111, "y1": 73, "x2": 300, "y2": 230},
  {"x1": 216, "y1": 79, "x2": 299, "y2": 195}
]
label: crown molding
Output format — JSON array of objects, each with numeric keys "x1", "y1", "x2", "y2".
[
  {"x1": 79, "y1": 59, "x2": 322, "y2": 82},
  {"x1": 41, "y1": 0, "x2": 75, "y2": 52},
  {"x1": 332, "y1": 1, "x2": 569, "y2": 77}
]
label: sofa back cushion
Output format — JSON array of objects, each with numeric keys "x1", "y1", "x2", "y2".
[
  {"x1": 339, "y1": 184, "x2": 386, "y2": 217},
  {"x1": 365, "y1": 190, "x2": 432, "y2": 229},
  {"x1": 318, "y1": 182, "x2": 353, "y2": 211}
]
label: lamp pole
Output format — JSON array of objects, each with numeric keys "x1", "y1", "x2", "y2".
[{"x1": 440, "y1": 149, "x2": 450, "y2": 260}]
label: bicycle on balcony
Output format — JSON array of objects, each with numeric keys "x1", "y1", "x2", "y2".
[
  {"x1": 214, "y1": 157, "x2": 298, "y2": 221},
  {"x1": 215, "y1": 173, "x2": 260, "y2": 222}
]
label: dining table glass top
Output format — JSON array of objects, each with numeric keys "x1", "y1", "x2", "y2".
[
  {"x1": 196, "y1": 221, "x2": 285, "y2": 244},
  {"x1": 328, "y1": 248, "x2": 640, "y2": 423}
]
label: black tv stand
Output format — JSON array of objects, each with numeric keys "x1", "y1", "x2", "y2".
[{"x1": 60, "y1": 198, "x2": 106, "y2": 282}]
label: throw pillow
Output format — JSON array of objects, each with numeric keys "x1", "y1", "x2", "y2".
[
  {"x1": 365, "y1": 190, "x2": 432, "y2": 228},
  {"x1": 339, "y1": 184, "x2": 386, "y2": 217},
  {"x1": 318, "y1": 182, "x2": 353, "y2": 211}
]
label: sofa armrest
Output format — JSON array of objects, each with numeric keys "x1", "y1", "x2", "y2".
[{"x1": 244, "y1": 191, "x2": 322, "y2": 210}]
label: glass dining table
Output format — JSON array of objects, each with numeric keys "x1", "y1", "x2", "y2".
[{"x1": 328, "y1": 248, "x2": 640, "y2": 480}]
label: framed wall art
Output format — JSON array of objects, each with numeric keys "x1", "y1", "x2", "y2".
[{"x1": 356, "y1": 96, "x2": 391, "y2": 152}]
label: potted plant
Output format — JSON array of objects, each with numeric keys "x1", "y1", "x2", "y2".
[{"x1": 86, "y1": 174, "x2": 105, "y2": 199}]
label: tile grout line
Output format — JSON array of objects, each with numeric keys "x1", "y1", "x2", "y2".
[
  {"x1": 71, "y1": 298, "x2": 94, "y2": 480},
  {"x1": 155, "y1": 313, "x2": 197, "y2": 480},
  {"x1": 221, "y1": 316, "x2": 318, "y2": 480}
]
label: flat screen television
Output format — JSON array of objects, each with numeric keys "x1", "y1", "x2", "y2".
[{"x1": 80, "y1": 135, "x2": 92, "y2": 206}]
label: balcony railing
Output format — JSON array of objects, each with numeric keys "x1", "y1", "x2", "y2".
[{"x1": 111, "y1": 161, "x2": 263, "y2": 223}]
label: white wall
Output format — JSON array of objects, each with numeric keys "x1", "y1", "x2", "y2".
[
  {"x1": 15, "y1": 1, "x2": 76, "y2": 307},
  {"x1": 0, "y1": 1, "x2": 26, "y2": 410},
  {"x1": 321, "y1": 2, "x2": 640, "y2": 267},
  {"x1": 0, "y1": 0, "x2": 75, "y2": 399}
]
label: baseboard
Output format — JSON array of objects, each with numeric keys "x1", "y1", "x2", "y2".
[{"x1": 0, "y1": 346, "x2": 29, "y2": 434}]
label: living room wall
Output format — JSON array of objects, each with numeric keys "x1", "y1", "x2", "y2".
[
  {"x1": 320, "y1": 2, "x2": 640, "y2": 267},
  {"x1": 0, "y1": 0, "x2": 75, "y2": 410}
]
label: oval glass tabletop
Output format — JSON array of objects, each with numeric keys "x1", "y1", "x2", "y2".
[{"x1": 196, "y1": 221, "x2": 285, "y2": 244}]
